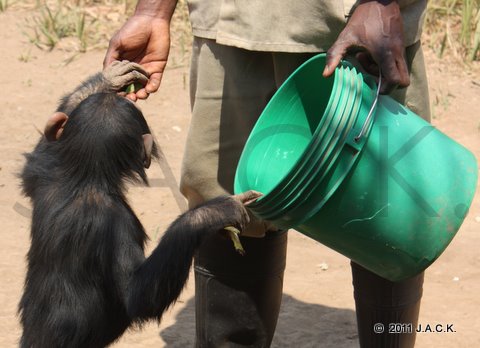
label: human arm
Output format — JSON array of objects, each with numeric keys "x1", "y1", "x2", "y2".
[
  {"x1": 103, "y1": 0, "x2": 178, "y2": 101},
  {"x1": 323, "y1": 0, "x2": 409, "y2": 94}
]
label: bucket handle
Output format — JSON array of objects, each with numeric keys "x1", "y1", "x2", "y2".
[{"x1": 354, "y1": 71, "x2": 382, "y2": 142}]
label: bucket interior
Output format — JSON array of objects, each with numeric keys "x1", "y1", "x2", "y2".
[
  {"x1": 253, "y1": 66, "x2": 362, "y2": 216},
  {"x1": 234, "y1": 55, "x2": 336, "y2": 196}
]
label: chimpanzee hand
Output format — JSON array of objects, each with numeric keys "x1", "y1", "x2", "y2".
[
  {"x1": 102, "y1": 60, "x2": 150, "y2": 93},
  {"x1": 104, "y1": 14, "x2": 171, "y2": 101},
  {"x1": 200, "y1": 191, "x2": 263, "y2": 234},
  {"x1": 323, "y1": 0, "x2": 409, "y2": 94},
  {"x1": 204, "y1": 190, "x2": 263, "y2": 254},
  {"x1": 225, "y1": 190, "x2": 263, "y2": 232}
]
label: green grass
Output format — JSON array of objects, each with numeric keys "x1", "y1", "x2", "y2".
[
  {"x1": 22, "y1": 0, "x2": 135, "y2": 52},
  {"x1": 21, "y1": 0, "x2": 191, "y2": 64},
  {"x1": 23, "y1": 1, "x2": 91, "y2": 51},
  {"x1": 424, "y1": 0, "x2": 480, "y2": 61},
  {"x1": 0, "y1": 0, "x2": 10, "y2": 12}
]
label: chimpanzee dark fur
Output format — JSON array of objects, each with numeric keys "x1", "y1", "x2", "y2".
[{"x1": 18, "y1": 62, "x2": 253, "y2": 348}]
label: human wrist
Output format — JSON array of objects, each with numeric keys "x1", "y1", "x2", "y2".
[{"x1": 134, "y1": 0, "x2": 178, "y2": 21}]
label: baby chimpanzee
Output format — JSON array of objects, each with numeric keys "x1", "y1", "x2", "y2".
[{"x1": 19, "y1": 61, "x2": 260, "y2": 348}]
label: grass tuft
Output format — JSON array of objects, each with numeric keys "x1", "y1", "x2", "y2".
[
  {"x1": 0, "y1": 0, "x2": 10, "y2": 12},
  {"x1": 424, "y1": 0, "x2": 480, "y2": 62}
]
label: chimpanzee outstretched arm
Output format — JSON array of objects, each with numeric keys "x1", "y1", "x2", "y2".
[
  {"x1": 125, "y1": 191, "x2": 261, "y2": 323},
  {"x1": 57, "y1": 61, "x2": 149, "y2": 115}
]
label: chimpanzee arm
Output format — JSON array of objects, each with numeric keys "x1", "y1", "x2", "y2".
[
  {"x1": 57, "y1": 61, "x2": 149, "y2": 115},
  {"x1": 125, "y1": 193, "x2": 259, "y2": 323}
]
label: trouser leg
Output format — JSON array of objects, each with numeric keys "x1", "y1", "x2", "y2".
[
  {"x1": 181, "y1": 38, "x2": 277, "y2": 236},
  {"x1": 182, "y1": 38, "x2": 297, "y2": 347},
  {"x1": 194, "y1": 231, "x2": 287, "y2": 347},
  {"x1": 351, "y1": 262, "x2": 424, "y2": 348}
]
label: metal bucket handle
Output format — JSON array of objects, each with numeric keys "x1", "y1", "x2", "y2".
[{"x1": 354, "y1": 71, "x2": 382, "y2": 142}]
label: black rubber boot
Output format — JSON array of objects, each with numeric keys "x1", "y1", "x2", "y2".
[
  {"x1": 194, "y1": 230, "x2": 288, "y2": 348},
  {"x1": 351, "y1": 261, "x2": 425, "y2": 348}
]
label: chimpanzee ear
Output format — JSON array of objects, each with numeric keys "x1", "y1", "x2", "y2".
[
  {"x1": 44, "y1": 112, "x2": 69, "y2": 141},
  {"x1": 142, "y1": 134, "x2": 153, "y2": 169}
]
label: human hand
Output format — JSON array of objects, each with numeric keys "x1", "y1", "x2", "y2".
[
  {"x1": 103, "y1": 14, "x2": 171, "y2": 101},
  {"x1": 323, "y1": 0, "x2": 409, "y2": 94}
]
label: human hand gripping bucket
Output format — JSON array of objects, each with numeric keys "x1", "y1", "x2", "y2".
[{"x1": 234, "y1": 54, "x2": 478, "y2": 282}]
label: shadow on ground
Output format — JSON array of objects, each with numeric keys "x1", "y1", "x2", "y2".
[{"x1": 160, "y1": 294, "x2": 358, "y2": 347}]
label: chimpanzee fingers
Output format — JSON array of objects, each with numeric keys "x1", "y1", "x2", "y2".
[
  {"x1": 105, "y1": 60, "x2": 149, "y2": 77},
  {"x1": 121, "y1": 70, "x2": 150, "y2": 87},
  {"x1": 230, "y1": 191, "x2": 263, "y2": 232},
  {"x1": 107, "y1": 71, "x2": 149, "y2": 92},
  {"x1": 116, "y1": 60, "x2": 150, "y2": 78},
  {"x1": 236, "y1": 207, "x2": 250, "y2": 233},
  {"x1": 103, "y1": 61, "x2": 150, "y2": 91},
  {"x1": 234, "y1": 190, "x2": 263, "y2": 206},
  {"x1": 109, "y1": 60, "x2": 122, "y2": 67}
]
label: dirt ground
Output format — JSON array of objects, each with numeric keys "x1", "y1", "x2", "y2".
[{"x1": 1, "y1": 8, "x2": 479, "y2": 348}]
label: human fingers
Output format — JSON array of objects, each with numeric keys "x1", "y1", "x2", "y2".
[
  {"x1": 145, "y1": 71, "x2": 163, "y2": 94},
  {"x1": 323, "y1": 33, "x2": 353, "y2": 77},
  {"x1": 103, "y1": 37, "x2": 121, "y2": 69},
  {"x1": 135, "y1": 88, "x2": 150, "y2": 100},
  {"x1": 376, "y1": 50, "x2": 410, "y2": 94}
]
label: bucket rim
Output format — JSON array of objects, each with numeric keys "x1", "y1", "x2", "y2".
[
  {"x1": 262, "y1": 70, "x2": 379, "y2": 226},
  {"x1": 257, "y1": 66, "x2": 366, "y2": 218},
  {"x1": 250, "y1": 64, "x2": 351, "y2": 208},
  {"x1": 254, "y1": 66, "x2": 363, "y2": 216}
]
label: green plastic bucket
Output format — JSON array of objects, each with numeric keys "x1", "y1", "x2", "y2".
[
  {"x1": 234, "y1": 54, "x2": 478, "y2": 281},
  {"x1": 249, "y1": 66, "x2": 356, "y2": 214},
  {"x1": 290, "y1": 96, "x2": 478, "y2": 281},
  {"x1": 235, "y1": 55, "x2": 345, "y2": 203},
  {"x1": 261, "y1": 68, "x2": 377, "y2": 221},
  {"x1": 255, "y1": 67, "x2": 373, "y2": 218}
]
